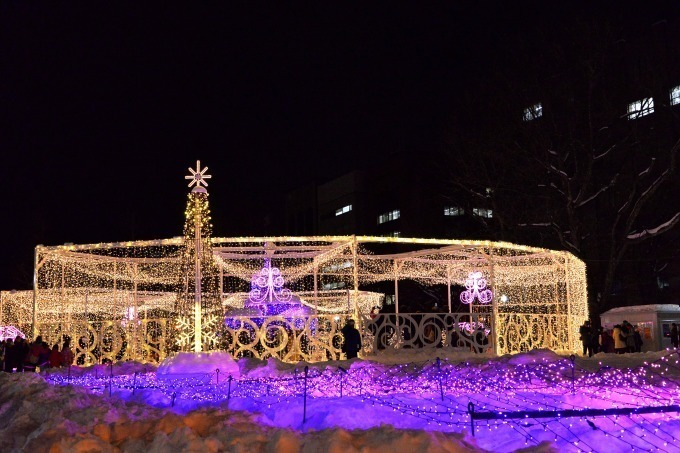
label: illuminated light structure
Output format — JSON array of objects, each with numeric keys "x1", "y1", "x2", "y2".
[
  {"x1": 175, "y1": 161, "x2": 222, "y2": 353},
  {"x1": 1, "y1": 163, "x2": 587, "y2": 363},
  {"x1": 19, "y1": 236, "x2": 587, "y2": 362},
  {"x1": 224, "y1": 256, "x2": 315, "y2": 328}
]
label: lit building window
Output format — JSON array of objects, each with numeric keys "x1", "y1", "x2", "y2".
[
  {"x1": 444, "y1": 207, "x2": 464, "y2": 216},
  {"x1": 322, "y1": 281, "x2": 346, "y2": 290},
  {"x1": 522, "y1": 103, "x2": 543, "y2": 121},
  {"x1": 377, "y1": 209, "x2": 400, "y2": 224},
  {"x1": 386, "y1": 231, "x2": 401, "y2": 237},
  {"x1": 473, "y1": 208, "x2": 493, "y2": 218},
  {"x1": 322, "y1": 260, "x2": 353, "y2": 272},
  {"x1": 335, "y1": 204, "x2": 352, "y2": 216},
  {"x1": 671, "y1": 86, "x2": 680, "y2": 106},
  {"x1": 627, "y1": 97, "x2": 654, "y2": 119}
]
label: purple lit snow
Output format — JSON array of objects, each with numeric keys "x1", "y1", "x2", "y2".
[{"x1": 4, "y1": 349, "x2": 680, "y2": 451}]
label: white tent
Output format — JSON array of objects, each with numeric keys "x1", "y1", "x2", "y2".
[{"x1": 600, "y1": 304, "x2": 680, "y2": 351}]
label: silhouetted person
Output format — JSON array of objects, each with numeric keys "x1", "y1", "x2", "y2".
[
  {"x1": 671, "y1": 323, "x2": 679, "y2": 349},
  {"x1": 15, "y1": 337, "x2": 29, "y2": 371},
  {"x1": 62, "y1": 338, "x2": 74, "y2": 366},
  {"x1": 49, "y1": 344, "x2": 64, "y2": 368},
  {"x1": 599, "y1": 329, "x2": 614, "y2": 353},
  {"x1": 579, "y1": 320, "x2": 593, "y2": 356},
  {"x1": 3, "y1": 338, "x2": 15, "y2": 372},
  {"x1": 341, "y1": 319, "x2": 362, "y2": 359}
]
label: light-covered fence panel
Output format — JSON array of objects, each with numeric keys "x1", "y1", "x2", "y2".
[
  {"x1": 224, "y1": 315, "x2": 346, "y2": 362},
  {"x1": 34, "y1": 312, "x2": 579, "y2": 362},
  {"x1": 360, "y1": 313, "x2": 493, "y2": 354},
  {"x1": 496, "y1": 314, "x2": 571, "y2": 354},
  {"x1": 36, "y1": 319, "x2": 171, "y2": 365}
]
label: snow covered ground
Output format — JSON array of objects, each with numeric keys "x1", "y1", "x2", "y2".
[{"x1": 3, "y1": 348, "x2": 680, "y2": 452}]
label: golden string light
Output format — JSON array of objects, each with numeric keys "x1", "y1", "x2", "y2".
[{"x1": 0, "y1": 235, "x2": 590, "y2": 356}]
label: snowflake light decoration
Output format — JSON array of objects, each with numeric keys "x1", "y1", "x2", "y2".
[
  {"x1": 249, "y1": 259, "x2": 292, "y2": 304},
  {"x1": 460, "y1": 271, "x2": 493, "y2": 304},
  {"x1": 185, "y1": 160, "x2": 212, "y2": 188}
]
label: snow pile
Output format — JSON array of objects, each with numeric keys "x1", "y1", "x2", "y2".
[
  {"x1": 0, "y1": 372, "x2": 484, "y2": 452},
  {"x1": 156, "y1": 351, "x2": 240, "y2": 382},
  {"x1": 8, "y1": 348, "x2": 680, "y2": 451}
]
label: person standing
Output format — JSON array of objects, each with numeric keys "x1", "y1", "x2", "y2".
[
  {"x1": 671, "y1": 323, "x2": 679, "y2": 349},
  {"x1": 341, "y1": 319, "x2": 362, "y2": 359},
  {"x1": 61, "y1": 337, "x2": 74, "y2": 366},
  {"x1": 579, "y1": 320, "x2": 592, "y2": 356},
  {"x1": 613, "y1": 324, "x2": 627, "y2": 354},
  {"x1": 599, "y1": 329, "x2": 615, "y2": 353},
  {"x1": 49, "y1": 344, "x2": 64, "y2": 368},
  {"x1": 623, "y1": 321, "x2": 636, "y2": 353}
]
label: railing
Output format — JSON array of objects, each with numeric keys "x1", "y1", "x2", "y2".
[
  {"x1": 35, "y1": 313, "x2": 494, "y2": 364},
  {"x1": 36, "y1": 319, "x2": 170, "y2": 365},
  {"x1": 359, "y1": 313, "x2": 492, "y2": 354}
]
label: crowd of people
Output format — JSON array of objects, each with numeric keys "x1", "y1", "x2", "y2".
[
  {"x1": 580, "y1": 320, "x2": 643, "y2": 356},
  {"x1": 0, "y1": 335, "x2": 74, "y2": 372}
]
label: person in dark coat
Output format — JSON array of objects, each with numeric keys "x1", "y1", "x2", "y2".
[
  {"x1": 599, "y1": 329, "x2": 615, "y2": 353},
  {"x1": 3, "y1": 339, "x2": 15, "y2": 372},
  {"x1": 579, "y1": 320, "x2": 592, "y2": 356},
  {"x1": 49, "y1": 344, "x2": 64, "y2": 368},
  {"x1": 15, "y1": 337, "x2": 29, "y2": 372},
  {"x1": 671, "y1": 323, "x2": 679, "y2": 349},
  {"x1": 341, "y1": 319, "x2": 362, "y2": 359}
]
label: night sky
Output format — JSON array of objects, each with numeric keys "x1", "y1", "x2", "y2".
[{"x1": 0, "y1": 3, "x2": 673, "y2": 289}]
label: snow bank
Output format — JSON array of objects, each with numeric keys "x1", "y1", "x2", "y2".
[
  {"x1": 156, "y1": 351, "x2": 240, "y2": 382},
  {"x1": 9, "y1": 348, "x2": 680, "y2": 452},
  {"x1": 0, "y1": 372, "x2": 485, "y2": 452}
]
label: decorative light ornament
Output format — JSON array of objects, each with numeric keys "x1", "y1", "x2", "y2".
[
  {"x1": 249, "y1": 259, "x2": 292, "y2": 304},
  {"x1": 185, "y1": 160, "x2": 212, "y2": 188},
  {"x1": 0, "y1": 325, "x2": 25, "y2": 341},
  {"x1": 460, "y1": 271, "x2": 493, "y2": 304}
]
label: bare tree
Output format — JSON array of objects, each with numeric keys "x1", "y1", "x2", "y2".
[{"x1": 442, "y1": 18, "x2": 680, "y2": 314}]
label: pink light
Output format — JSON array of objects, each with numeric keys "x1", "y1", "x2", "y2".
[
  {"x1": 460, "y1": 271, "x2": 493, "y2": 304},
  {"x1": 0, "y1": 325, "x2": 26, "y2": 341},
  {"x1": 249, "y1": 259, "x2": 292, "y2": 304}
]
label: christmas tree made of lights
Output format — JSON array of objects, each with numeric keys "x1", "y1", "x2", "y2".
[{"x1": 175, "y1": 161, "x2": 222, "y2": 352}]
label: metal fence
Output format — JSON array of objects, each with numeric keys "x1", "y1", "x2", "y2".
[{"x1": 34, "y1": 313, "x2": 494, "y2": 364}]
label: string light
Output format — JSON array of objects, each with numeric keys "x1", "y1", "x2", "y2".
[
  {"x1": 0, "y1": 162, "x2": 587, "y2": 361},
  {"x1": 41, "y1": 349, "x2": 680, "y2": 451}
]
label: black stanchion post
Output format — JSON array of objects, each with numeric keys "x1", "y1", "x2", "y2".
[
  {"x1": 109, "y1": 361, "x2": 113, "y2": 397},
  {"x1": 570, "y1": 354, "x2": 575, "y2": 394},
  {"x1": 338, "y1": 366, "x2": 347, "y2": 397},
  {"x1": 132, "y1": 371, "x2": 138, "y2": 395},
  {"x1": 339, "y1": 368, "x2": 343, "y2": 398},
  {"x1": 171, "y1": 392, "x2": 176, "y2": 407},
  {"x1": 303, "y1": 365, "x2": 309, "y2": 424},
  {"x1": 436, "y1": 357, "x2": 444, "y2": 401},
  {"x1": 216, "y1": 368, "x2": 220, "y2": 385},
  {"x1": 468, "y1": 402, "x2": 475, "y2": 437},
  {"x1": 227, "y1": 375, "x2": 233, "y2": 404}
]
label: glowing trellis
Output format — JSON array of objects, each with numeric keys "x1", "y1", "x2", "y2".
[
  {"x1": 21, "y1": 235, "x2": 587, "y2": 360},
  {"x1": 460, "y1": 271, "x2": 493, "y2": 304}
]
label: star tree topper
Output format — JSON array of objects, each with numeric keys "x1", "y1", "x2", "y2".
[{"x1": 185, "y1": 160, "x2": 212, "y2": 188}]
